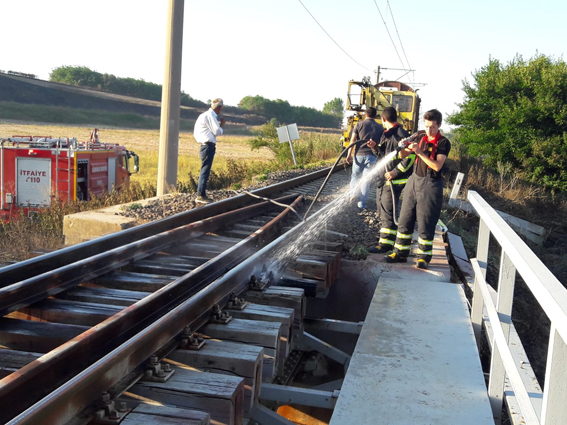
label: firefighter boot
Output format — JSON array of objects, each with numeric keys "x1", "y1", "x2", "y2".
[
  {"x1": 385, "y1": 252, "x2": 408, "y2": 263},
  {"x1": 416, "y1": 259, "x2": 428, "y2": 269},
  {"x1": 368, "y1": 245, "x2": 392, "y2": 253}
]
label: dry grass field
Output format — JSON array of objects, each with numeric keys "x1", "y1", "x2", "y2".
[{"x1": 0, "y1": 122, "x2": 275, "y2": 186}]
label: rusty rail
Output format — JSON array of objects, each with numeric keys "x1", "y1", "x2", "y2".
[
  {"x1": 0, "y1": 194, "x2": 302, "y2": 423},
  {"x1": 0, "y1": 166, "x2": 343, "y2": 286},
  {"x1": 6, "y1": 193, "x2": 318, "y2": 424}
]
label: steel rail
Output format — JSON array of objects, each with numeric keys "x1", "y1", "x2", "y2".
[
  {"x1": 0, "y1": 165, "x2": 344, "y2": 286},
  {"x1": 0, "y1": 195, "x2": 301, "y2": 423},
  {"x1": 0, "y1": 194, "x2": 301, "y2": 423},
  {"x1": 8, "y1": 191, "x2": 332, "y2": 425},
  {"x1": 0, "y1": 193, "x2": 299, "y2": 317}
]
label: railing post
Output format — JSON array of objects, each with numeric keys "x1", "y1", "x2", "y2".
[
  {"x1": 471, "y1": 218, "x2": 490, "y2": 346},
  {"x1": 476, "y1": 219, "x2": 490, "y2": 278},
  {"x1": 488, "y1": 252, "x2": 516, "y2": 424},
  {"x1": 541, "y1": 326, "x2": 567, "y2": 425},
  {"x1": 471, "y1": 272, "x2": 484, "y2": 347}
]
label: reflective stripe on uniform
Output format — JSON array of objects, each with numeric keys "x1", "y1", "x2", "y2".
[
  {"x1": 418, "y1": 237, "x2": 433, "y2": 246},
  {"x1": 397, "y1": 232, "x2": 412, "y2": 239},
  {"x1": 379, "y1": 238, "x2": 395, "y2": 246},
  {"x1": 391, "y1": 178, "x2": 408, "y2": 185},
  {"x1": 395, "y1": 243, "x2": 411, "y2": 251},
  {"x1": 380, "y1": 228, "x2": 397, "y2": 235},
  {"x1": 396, "y1": 153, "x2": 416, "y2": 173},
  {"x1": 416, "y1": 248, "x2": 433, "y2": 255}
]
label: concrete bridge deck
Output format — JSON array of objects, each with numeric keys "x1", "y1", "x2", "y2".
[{"x1": 328, "y1": 229, "x2": 493, "y2": 424}]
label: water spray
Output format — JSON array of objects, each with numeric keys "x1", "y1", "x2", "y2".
[
  {"x1": 302, "y1": 138, "x2": 371, "y2": 221},
  {"x1": 303, "y1": 130, "x2": 425, "y2": 221}
]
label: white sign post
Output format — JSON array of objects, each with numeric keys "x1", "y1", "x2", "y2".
[{"x1": 277, "y1": 123, "x2": 300, "y2": 166}]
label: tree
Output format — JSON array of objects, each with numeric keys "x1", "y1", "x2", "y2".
[
  {"x1": 50, "y1": 66, "x2": 103, "y2": 88},
  {"x1": 238, "y1": 95, "x2": 340, "y2": 128},
  {"x1": 323, "y1": 97, "x2": 344, "y2": 127},
  {"x1": 447, "y1": 54, "x2": 567, "y2": 190},
  {"x1": 49, "y1": 65, "x2": 205, "y2": 107}
]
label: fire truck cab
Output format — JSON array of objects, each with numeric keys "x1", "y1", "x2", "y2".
[{"x1": 0, "y1": 129, "x2": 139, "y2": 220}]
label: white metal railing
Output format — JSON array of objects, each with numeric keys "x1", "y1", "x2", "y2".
[{"x1": 468, "y1": 190, "x2": 567, "y2": 425}]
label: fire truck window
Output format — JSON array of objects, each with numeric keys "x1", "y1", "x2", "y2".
[{"x1": 392, "y1": 95, "x2": 413, "y2": 112}]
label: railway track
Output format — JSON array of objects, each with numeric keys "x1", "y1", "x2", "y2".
[{"x1": 0, "y1": 165, "x2": 355, "y2": 425}]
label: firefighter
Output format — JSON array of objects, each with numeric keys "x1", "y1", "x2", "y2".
[
  {"x1": 367, "y1": 107, "x2": 414, "y2": 253},
  {"x1": 385, "y1": 109, "x2": 451, "y2": 269}
]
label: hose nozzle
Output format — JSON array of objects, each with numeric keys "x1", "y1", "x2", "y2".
[{"x1": 396, "y1": 130, "x2": 426, "y2": 152}]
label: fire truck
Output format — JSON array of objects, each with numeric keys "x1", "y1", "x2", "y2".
[{"x1": 0, "y1": 129, "x2": 139, "y2": 221}]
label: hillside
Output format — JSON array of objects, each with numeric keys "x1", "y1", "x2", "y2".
[{"x1": 0, "y1": 73, "x2": 266, "y2": 126}]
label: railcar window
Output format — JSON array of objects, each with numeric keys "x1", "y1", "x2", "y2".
[{"x1": 393, "y1": 95, "x2": 413, "y2": 112}]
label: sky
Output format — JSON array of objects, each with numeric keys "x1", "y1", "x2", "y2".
[{"x1": 2, "y1": 0, "x2": 567, "y2": 129}]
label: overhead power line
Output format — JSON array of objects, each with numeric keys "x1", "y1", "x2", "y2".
[
  {"x1": 372, "y1": 0, "x2": 405, "y2": 73},
  {"x1": 387, "y1": 0, "x2": 413, "y2": 82},
  {"x1": 298, "y1": 0, "x2": 372, "y2": 72}
]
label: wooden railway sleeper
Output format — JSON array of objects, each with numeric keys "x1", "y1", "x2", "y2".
[
  {"x1": 92, "y1": 391, "x2": 131, "y2": 425},
  {"x1": 143, "y1": 354, "x2": 175, "y2": 383}
]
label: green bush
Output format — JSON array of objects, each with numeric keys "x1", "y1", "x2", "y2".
[
  {"x1": 248, "y1": 119, "x2": 342, "y2": 166},
  {"x1": 448, "y1": 54, "x2": 567, "y2": 191}
]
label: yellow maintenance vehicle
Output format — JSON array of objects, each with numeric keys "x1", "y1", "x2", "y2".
[{"x1": 342, "y1": 75, "x2": 421, "y2": 147}]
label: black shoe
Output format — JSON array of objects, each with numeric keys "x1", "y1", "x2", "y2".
[
  {"x1": 385, "y1": 252, "x2": 408, "y2": 263},
  {"x1": 416, "y1": 259, "x2": 428, "y2": 269},
  {"x1": 368, "y1": 245, "x2": 391, "y2": 253},
  {"x1": 196, "y1": 196, "x2": 213, "y2": 204}
]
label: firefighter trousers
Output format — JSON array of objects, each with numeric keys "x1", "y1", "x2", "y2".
[
  {"x1": 377, "y1": 182, "x2": 404, "y2": 248},
  {"x1": 393, "y1": 174, "x2": 444, "y2": 262}
]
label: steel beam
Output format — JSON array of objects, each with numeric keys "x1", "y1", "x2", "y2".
[
  {"x1": 260, "y1": 383, "x2": 339, "y2": 409},
  {"x1": 303, "y1": 317, "x2": 363, "y2": 335},
  {"x1": 294, "y1": 332, "x2": 351, "y2": 368},
  {"x1": 252, "y1": 404, "x2": 296, "y2": 425},
  {"x1": 311, "y1": 379, "x2": 343, "y2": 392}
]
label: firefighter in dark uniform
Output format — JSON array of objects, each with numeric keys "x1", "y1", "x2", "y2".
[
  {"x1": 367, "y1": 107, "x2": 415, "y2": 253},
  {"x1": 385, "y1": 109, "x2": 451, "y2": 269}
]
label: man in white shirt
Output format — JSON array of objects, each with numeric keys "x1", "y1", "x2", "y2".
[{"x1": 194, "y1": 98, "x2": 226, "y2": 203}]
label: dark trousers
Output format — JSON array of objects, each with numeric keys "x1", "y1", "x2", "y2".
[
  {"x1": 197, "y1": 142, "x2": 216, "y2": 197},
  {"x1": 393, "y1": 174, "x2": 444, "y2": 262},
  {"x1": 377, "y1": 183, "x2": 403, "y2": 247}
]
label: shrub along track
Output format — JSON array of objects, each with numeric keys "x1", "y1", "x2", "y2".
[{"x1": 0, "y1": 165, "x2": 368, "y2": 424}]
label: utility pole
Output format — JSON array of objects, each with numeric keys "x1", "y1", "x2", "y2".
[
  {"x1": 376, "y1": 66, "x2": 381, "y2": 85},
  {"x1": 157, "y1": 0, "x2": 184, "y2": 195}
]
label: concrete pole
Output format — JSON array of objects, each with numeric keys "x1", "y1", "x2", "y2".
[{"x1": 157, "y1": 0, "x2": 184, "y2": 195}]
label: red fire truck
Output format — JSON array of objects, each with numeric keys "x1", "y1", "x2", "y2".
[{"x1": 0, "y1": 129, "x2": 139, "y2": 220}]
